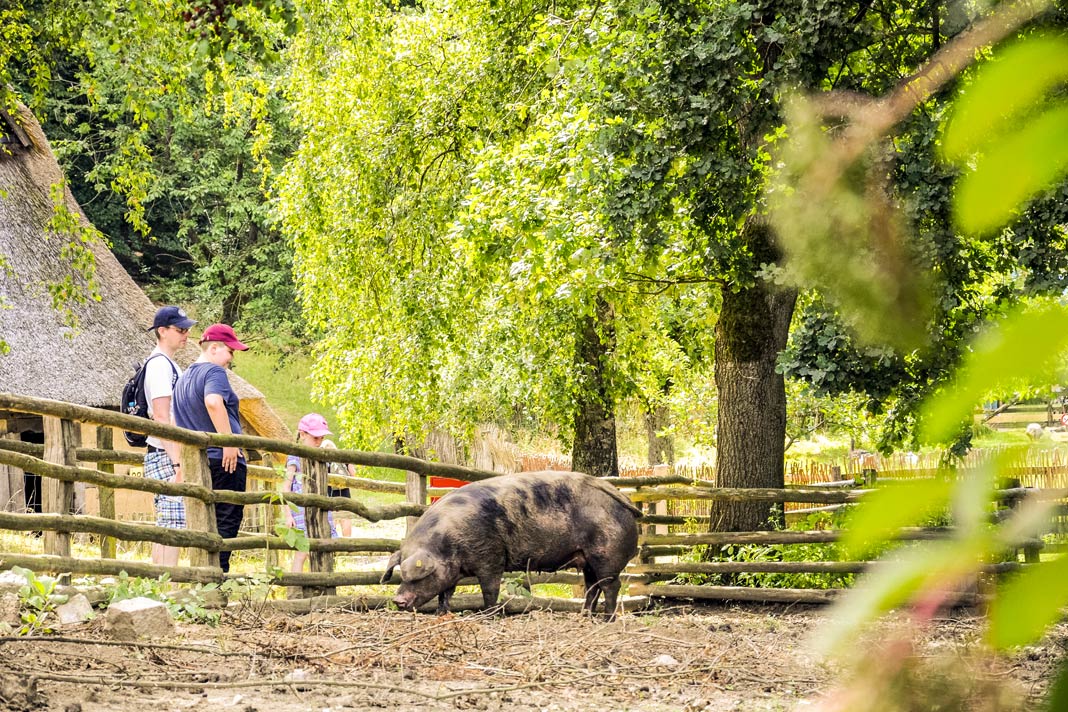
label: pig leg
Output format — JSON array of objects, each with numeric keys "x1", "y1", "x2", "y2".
[
  {"x1": 477, "y1": 575, "x2": 502, "y2": 611},
  {"x1": 585, "y1": 555, "x2": 625, "y2": 621},
  {"x1": 582, "y1": 566, "x2": 603, "y2": 615},
  {"x1": 599, "y1": 575, "x2": 622, "y2": 622},
  {"x1": 436, "y1": 585, "x2": 456, "y2": 615}
]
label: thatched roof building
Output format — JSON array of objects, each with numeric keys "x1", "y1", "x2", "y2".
[{"x1": 0, "y1": 102, "x2": 291, "y2": 447}]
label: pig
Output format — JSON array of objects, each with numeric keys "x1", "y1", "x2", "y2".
[{"x1": 381, "y1": 470, "x2": 641, "y2": 620}]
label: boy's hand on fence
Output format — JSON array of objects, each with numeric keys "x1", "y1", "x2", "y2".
[{"x1": 221, "y1": 446, "x2": 239, "y2": 472}]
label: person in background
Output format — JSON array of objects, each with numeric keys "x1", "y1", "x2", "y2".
[
  {"x1": 172, "y1": 323, "x2": 249, "y2": 574},
  {"x1": 284, "y1": 413, "x2": 336, "y2": 572},
  {"x1": 322, "y1": 438, "x2": 355, "y2": 538},
  {"x1": 143, "y1": 306, "x2": 196, "y2": 567}
]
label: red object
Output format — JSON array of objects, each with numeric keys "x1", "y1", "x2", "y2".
[{"x1": 429, "y1": 476, "x2": 470, "y2": 503}]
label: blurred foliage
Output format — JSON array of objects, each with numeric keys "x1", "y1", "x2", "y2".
[
  {"x1": 770, "y1": 5, "x2": 1068, "y2": 707},
  {"x1": 776, "y1": 4, "x2": 1068, "y2": 457}
]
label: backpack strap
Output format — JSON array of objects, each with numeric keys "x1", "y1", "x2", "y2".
[{"x1": 144, "y1": 352, "x2": 181, "y2": 390}]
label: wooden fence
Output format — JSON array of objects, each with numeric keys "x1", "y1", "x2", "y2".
[{"x1": 0, "y1": 393, "x2": 1056, "y2": 612}]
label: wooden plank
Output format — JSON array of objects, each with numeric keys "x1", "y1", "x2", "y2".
[
  {"x1": 0, "y1": 552, "x2": 220, "y2": 583},
  {"x1": 632, "y1": 561, "x2": 864, "y2": 575},
  {"x1": 95, "y1": 426, "x2": 117, "y2": 558},
  {"x1": 640, "y1": 527, "x2": 952, "y2": 547},
  {"x1": 180, "y1": 443, "x2": 219, "y2": 569},
  {"x1": 629, "y1": 582, "x2": 841, "y2": 604},
  {"x1": 405, "y1": 470, "x2": 427, "y2": 535},
  {"x1": 42, "y1": 417, "x2": 77, "y2": 571},
  {"x1": 262, "y1": 593, "x2": 652, "y2": 616},
  {"x1": 629, "y1": 485, "x2": 864, "y2": 504},
  {"x1": 302, "y1": 458, "x2": 335, "y2": 597},
  {"x1": 0, "y1": 425, "x2": 14, "y2": 511}
]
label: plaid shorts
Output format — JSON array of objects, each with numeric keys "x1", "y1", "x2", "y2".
[{"x1": 144, "y1": 451, "x2": 186, "y2": 530}]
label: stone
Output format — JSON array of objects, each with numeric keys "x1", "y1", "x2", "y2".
[
  {"x1": 0, "y1": 570, "x2": 29, "y2": 586},
  {"x1": 55, "y1": 594, "x2": 94, "y2": 625},
  {"x1": 103, "y1": 597, "x2": 175, "y2": 640}
]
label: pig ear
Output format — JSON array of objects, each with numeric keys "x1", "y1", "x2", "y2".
[
  {"x1": 381, "y1": 550, "x2": 401, "y2": 584},
  {"x1": 400, "y1": 552, "x2": 438, "y2": 582}
]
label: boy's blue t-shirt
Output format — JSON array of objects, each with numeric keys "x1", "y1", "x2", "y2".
[{"x1": 173, "y1": 361, "x2": 244, "y2": 462}]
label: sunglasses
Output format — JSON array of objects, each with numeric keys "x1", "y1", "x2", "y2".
[{"x1": 170, "y1": 326, "x2": 190, "y2": 334}]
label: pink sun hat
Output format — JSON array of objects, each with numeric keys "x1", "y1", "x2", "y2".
[{"x1": 297, "y1": 413, "x2": 331, "y2": 437}]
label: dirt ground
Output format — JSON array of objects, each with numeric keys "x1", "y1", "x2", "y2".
[{"x1": 1, "y1": 601, "x2": 1063, "y2": 712}]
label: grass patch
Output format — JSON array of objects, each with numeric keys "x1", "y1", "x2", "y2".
[
  {"x1": 235, "y1": 348, "x2": 407, "y2": 484},
  {"x1": 234, "y1": 348, "x2": 336, "y2": 442}
]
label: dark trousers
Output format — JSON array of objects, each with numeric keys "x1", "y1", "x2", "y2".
[{"x1": 209, "y1": 459, "x2": 247, "y2": 573}]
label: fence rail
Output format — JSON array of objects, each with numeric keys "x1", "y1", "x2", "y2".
[{"x1": 0, "y1": 392, "x2": 1060, "y2": 610}]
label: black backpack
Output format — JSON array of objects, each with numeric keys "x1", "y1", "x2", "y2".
[{"x1": 121, "y1": 353, "x2": 178, "y2": 447}]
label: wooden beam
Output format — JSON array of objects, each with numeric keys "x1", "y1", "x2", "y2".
[
  {"x1": 302, "y1": 459, "x2": 335, "y2": 597},
  {"x1": 181, "y1": 443, "x2": 219, "y2": 569},
  {"x1": 95, "y1": 426, "x2": 117, "y2": 559},
  {"x1": 42, "y1": 417, "x2": 77, "y2": 572}
]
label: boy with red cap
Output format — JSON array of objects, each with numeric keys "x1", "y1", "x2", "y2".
[{"x1": 172, "y1": 323, "x2": 249, "y2": 573}]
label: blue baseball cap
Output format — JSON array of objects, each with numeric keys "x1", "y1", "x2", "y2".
[{"x1": 149, "y1": 306, "x2": 197, "y2": 331}]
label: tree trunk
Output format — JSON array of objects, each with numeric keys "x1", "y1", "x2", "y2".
[
  {"x1": 571, "y1": 296, "x2": 619, "y2": 478},
  {"x1": 710, "y1": 220, "x2": 797, "y2": 532},
  {"x1": 645, "y1": 400, "x2": 674, "y2": 467}
]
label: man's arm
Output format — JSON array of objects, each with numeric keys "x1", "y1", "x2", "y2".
[
  {"x1": 204, "y1": 393, "x2": 239, "y2": 472},
  {"x1": 150, "y1": 395, "x2": 183, "y2": 481}
]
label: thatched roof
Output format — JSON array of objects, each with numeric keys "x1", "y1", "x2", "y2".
[{"x1": 0, "y1": 103, "x2": 291, "y2": 442}]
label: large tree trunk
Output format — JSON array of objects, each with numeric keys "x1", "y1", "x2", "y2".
[
  {"x1": 571, "y1": 296, "x2": 619, "y2": 478},
  {"x1": 710, "y1": 221, "x2": 797, "y2": 532}
]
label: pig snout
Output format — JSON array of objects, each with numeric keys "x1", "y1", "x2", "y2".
[{"x1": 393, "y1": 589, "x2": 418, "y2": 610}]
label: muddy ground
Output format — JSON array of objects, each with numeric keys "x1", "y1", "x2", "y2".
[{"x1": 0, "y1": 601, "x2": 1063, "y2": 712}]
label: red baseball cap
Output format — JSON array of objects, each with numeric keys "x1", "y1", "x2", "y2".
[{"x1": 199, "y1": 323, "x2": 249, "y2": 351}]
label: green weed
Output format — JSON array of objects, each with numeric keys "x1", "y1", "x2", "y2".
[{"x1": 12, "y1": 566, "x2": 65, "y2": 635}]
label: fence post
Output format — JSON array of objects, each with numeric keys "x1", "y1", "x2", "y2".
[
  {"x1": 0, "y1": 422, "x2": 17, "y2": 511},
  {"x1": 180, "y1": 443, "x2": 220, "y2": 569},
  {"x1": 302, "y1": 458, "x2": 335, "y2": 597},
  {"x1": 95, "y1": 426, "x2": 117, "y2": 559},
  {"x1": 42, "y1": 416, "x2": 78, "y2": 582},
  {"x1": 1003, "y1": 477, "x2": 1042, "y2": 563},
  {"x1": 640, "y1": 464, "x2": 670, "y2": 567},
  {"x1": 651, "y1": 464, "x2": 670, "y2": 536},
  {"x1": 406, "y1": 470, "x2": 427, "y2": 535}
]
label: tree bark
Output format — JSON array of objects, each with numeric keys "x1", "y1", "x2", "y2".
[
  {"x1": 644, "y1": 400, "x2": 674, "y2": 466},
  {"x1": 571, "y1": 296, "x2": 619, "y2": 478},
  {"x1": 710, "y1": 220, "x2": 798, "y2": 532}
]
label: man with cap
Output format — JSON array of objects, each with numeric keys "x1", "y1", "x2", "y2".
[
  {"x1": 172, "y1": 323, "x2": 250, "y2": 573},
  {"x1": 144, "y1": 306, "x2": 196, "y2": 568}
]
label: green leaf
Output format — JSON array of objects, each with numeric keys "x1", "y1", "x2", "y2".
[
  {"x1": 941, "y1": 35, "x2": 1068, "y2": 161},
  {"x1": 921, "y1": 303, "x2": 1068, "y2": 443},
  {"x1": 988, "y1": 553, "x2": 1068, "y2": 649},
  {"x1": 954, "y1": 105, "x2": 1068, "y2": 234},
  {"x1": 840, "y1": 477, "x2": 955, "y2": 559}
]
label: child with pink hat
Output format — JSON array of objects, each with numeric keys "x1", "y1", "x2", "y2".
[{"x1": 283, "y1": 413, "x2": 336, "y2": 572}]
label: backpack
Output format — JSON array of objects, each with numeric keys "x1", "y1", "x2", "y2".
[{"x1": 121, "y1": 353, "x2": 178, "y2": 447}]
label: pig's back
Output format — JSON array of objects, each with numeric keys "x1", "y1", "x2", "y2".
[{"x1": 443, "y1": 471, "x2": 638, "y2": 570}]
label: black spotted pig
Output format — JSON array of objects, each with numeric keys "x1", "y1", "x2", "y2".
[{"x1": 381, "y1": 470, "x2": 641, "y2": 620}]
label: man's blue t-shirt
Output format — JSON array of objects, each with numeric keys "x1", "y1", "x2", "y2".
[{"x1": 173, "y1": 362, "x2": 244, "y2": 462}]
